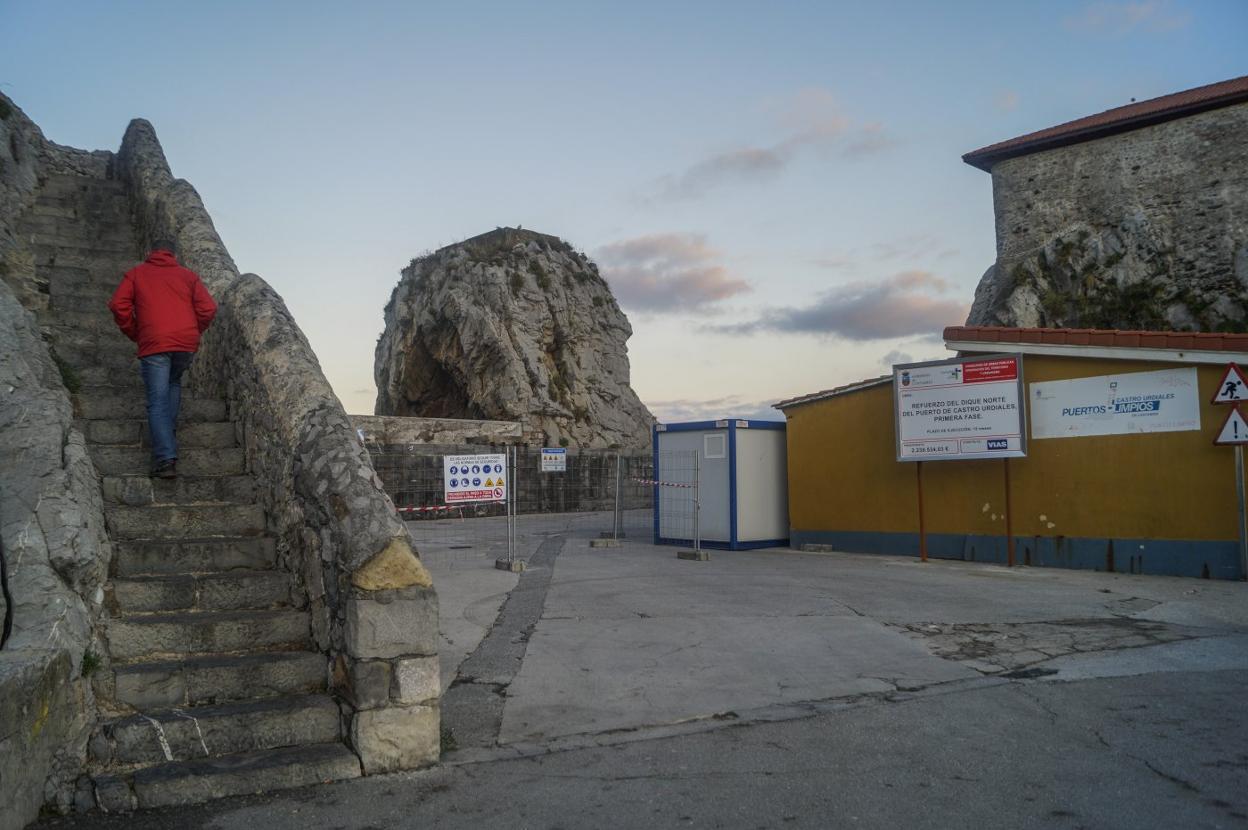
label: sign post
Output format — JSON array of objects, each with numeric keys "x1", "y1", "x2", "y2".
[
  {"x1": 1214, "y1": 401, "x2": 1248, "y2": 580},
  {"x1": 894, "y1": 354, "x2": 1027, "y2": 565}
]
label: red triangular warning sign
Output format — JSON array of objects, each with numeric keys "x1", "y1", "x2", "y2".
[
  {"x1": 1214, "y1": 405, "x2": 1248, "y2": 445},
  {"x1": 1212, "y1": 363, "x2": 1248, "y2": 404}
]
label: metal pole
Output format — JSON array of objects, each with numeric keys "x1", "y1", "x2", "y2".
[
  {"x1": 1004, "y1": 457, "x2": 1015, "y2": 567},
  {"x1": 612, "y1": 452, "x2": 622, "y2": 541},
  {"x1": 693, "y1": 451, "x2": 701, "y2": 554},
  {"x1": 916, "y1": 461, "x2": 927, "y2": 563},
  {"x1": 1237, "y1": 445, "x2": 1247, "y2": 581},
  {"x1": 507, "y1": 446, "x2": 515, "y2": 564}
]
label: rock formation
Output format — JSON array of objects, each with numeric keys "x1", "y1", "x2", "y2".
[
  {"x1": 965, "y1": 93, "x2": 1248, "y2": 332},
  {"x1": 375, "y1": 228, "x2": 654, "y2": 448}
]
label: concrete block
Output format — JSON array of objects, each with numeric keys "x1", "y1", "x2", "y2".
[
  {"x1": 351, "y1": 705, "x2": 439, "y2": 774},
  {"x1": 345, "y1": 590, "x2": 438, "y2": 659},
  {"x1": 393, "y1": 656, "x2": 439, "y2": 705},
  {"x1": 590, "y1": 539, "x2": 620, "y2": 548},
  {"x1": 495, "y1": 558, "x2": 525, "y2": 572},
  {"x1": 348, "y1": 660, "x2": 392, "y2": 710},
  {"x1": 678, "y1": 550, "x2": 710, "y2": 561}
]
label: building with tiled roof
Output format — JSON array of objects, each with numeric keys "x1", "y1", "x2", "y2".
[{"x1": 962, "y1": 76, "x2": 1248, "y2": 335}]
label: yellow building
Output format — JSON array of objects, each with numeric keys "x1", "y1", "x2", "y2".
[{"x1": 777, "y1": 326, "x2": 1248, "y2": 580}]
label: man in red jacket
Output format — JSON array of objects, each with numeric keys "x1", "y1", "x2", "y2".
[{"x1": 108, "y1": 240, "x2": 217, "y2": 478}]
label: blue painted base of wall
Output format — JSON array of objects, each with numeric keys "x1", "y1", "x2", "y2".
[
  {"x1": 790, "y1": 529, "x2": 1243, "y2": 581},
  {"x1": 656, "y1": 536, "x2": 790, "y2": 551}
]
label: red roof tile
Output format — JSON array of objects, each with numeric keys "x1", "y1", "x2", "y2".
[
  {"x1": 945, "y1": 326, "x2": 1248, "y2": 352},
  {"x1": 964, "y1": 75, "x2": 1248, "y2": 171}
]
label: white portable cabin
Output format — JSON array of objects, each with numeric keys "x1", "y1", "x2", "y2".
[{"x1": 653, "y1": 419, "x2": 789, "y2": 550}]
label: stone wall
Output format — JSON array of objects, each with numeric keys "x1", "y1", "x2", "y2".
[
  {"x1": 0, "y1": 94, "x2": 114, "y2": 827},
  {"x1": 352, "y1": 414, "x2": 524, "y2": 446},
  {"x1": 114, "y1": 120, "x2": 439, "y2": 775},
  {"x1": 967, "y1": 102, "x2": 1248, "y2": 330}
]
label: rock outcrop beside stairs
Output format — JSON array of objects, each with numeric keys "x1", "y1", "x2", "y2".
[{"x1": 375, "y1": 228, "x2": 654, "y2": 448}]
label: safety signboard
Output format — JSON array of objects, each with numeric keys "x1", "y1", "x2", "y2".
[
  {"x1": 893, "y1": 354, "x2": 1026, "y2": 462},
  {"x1": 1215, "y1": 406, "x2": 1248, "y2": 446},
  {"x1": 540, "y1": 447, "x2": 567, "y2": 472},
  {"x1": 443, "y1": 453, "x2": 506, "y2": 503},
  {"x1": 1212, "y1": 363, "x2": 1248, "y2": 404}
]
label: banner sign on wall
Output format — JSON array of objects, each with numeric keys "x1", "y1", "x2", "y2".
[
  {"x1": 1030, "y1": 367, "x2": 1201, "y2": 440},
  {"x1": 893, "y1": 354, "x2": 1027, "y2": 462},
  {"x1": 443, "y1": 453, "x2": 507, "y2": 503}
]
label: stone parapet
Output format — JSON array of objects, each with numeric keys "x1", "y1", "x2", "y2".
[
  {"x1": 0, "y1": 94, "x2": 115, "y2": 825},
  {"x1": 114, "y1": 119, "x2": 439, "y2": 778},
  {"x1": 352, "y1": 414, "x2": 523, "y2": 446}
]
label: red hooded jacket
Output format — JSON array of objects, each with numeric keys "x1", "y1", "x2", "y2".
[{"x1": 108, "y1": 251, "x2": 217, "y2": 358}]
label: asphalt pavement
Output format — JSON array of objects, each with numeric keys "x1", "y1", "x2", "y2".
[{"x1": 36, "y1": 515, "x2": 1248, "y2": 829}]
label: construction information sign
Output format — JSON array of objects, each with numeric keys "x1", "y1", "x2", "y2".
[
  {"x1": 1031, "y1": 367, "x2": 1201, "y2": 440},
  {"x1": 894, "y1": 354, "x2": 1026, "y2": 462},
  {"x1": 443, "y1": 453, "x2": 506, "y2": 503},
  {"x1": 540, "y1": 447, "x2": 567, "y2": 472}
]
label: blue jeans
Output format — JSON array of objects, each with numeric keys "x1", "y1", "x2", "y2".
[{"x1": 140, "y1": 352, "x2": 194, "y2": 464}]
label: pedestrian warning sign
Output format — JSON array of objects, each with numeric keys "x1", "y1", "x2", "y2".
[
  {"x1": 1215, "y1": 406, "x2": 1248, "y2": 445},
  {"x1": 443, "y1": 453, "x2": 507, "y2": 503},
  {"x1": 1212, "y1": 363, "x2": 1248, "y2": 404}
]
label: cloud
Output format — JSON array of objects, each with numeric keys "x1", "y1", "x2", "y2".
[
  {"x1": 648, "y1": 88, "x2": 892, "y2": 201},
  {"x1": 880, "y1": 349, "x2": 913, "y2": 368},
  {"x1": 809, "y1": 254, "x2": 858, "y2": 272},
  {"x1": 869, "y1": 234, "x2": 957, "y2": 263},
  {"x1": 597, "y1": 233, "x2": 752, "y2": 313},
  {"x1": 646, "y1": 395, "x2": 785, "y2": 423},
  {"x1": 653, "y1": 148, "x2": 787, "y2": 201},
  {"x1": 995, "y1": 90, "x2": 1021, "y2": 112},
  {"x1": 1064, "y1": 1, "x2": 1191, "y2": 34},
  {"x1": 712, "y1": 270, "x2": 969, "y2": 340}
]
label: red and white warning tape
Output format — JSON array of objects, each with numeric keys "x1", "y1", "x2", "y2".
[
  {"x1": 396, "y1": 505, "x2": 464, "y2": 514},
  {"x1": 631, "y1": 477, "x2": 696, "y2": 489}
]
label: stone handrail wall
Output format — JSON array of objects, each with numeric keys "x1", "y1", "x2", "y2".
[
  {"x1": 114, "y1": 119, "x2": 439, "y2": 773},
  {"x1": 0, "y1": 93, "x2": 115, "y2": 826}
]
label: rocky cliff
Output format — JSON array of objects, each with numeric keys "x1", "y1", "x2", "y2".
[
  {"x1": 966, "y1": 101, "x2": 1248, "y2": 331},
  {"x1": 375, "y1": 228, "x2": 653, "y2": 449}
]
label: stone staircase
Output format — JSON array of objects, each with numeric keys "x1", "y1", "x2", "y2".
[{"x1": 20, "y1": 173, "x2": 361, "y2": 810}]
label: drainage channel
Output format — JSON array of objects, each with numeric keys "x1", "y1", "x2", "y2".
[{"x1": 441, "y1": 534, "x2": 567, "y2": 749}]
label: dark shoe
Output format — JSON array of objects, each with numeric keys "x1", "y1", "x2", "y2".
[{"x1": 152, "y1": 460, "x2": 177, "y2": 479}]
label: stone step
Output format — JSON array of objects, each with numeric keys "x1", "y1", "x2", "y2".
[
  {"x1": 105, "y1": 503, "x2": 264, "y2": 540},
  {"x1": 48, "y1": 275, "x2": 123, "y2": 305},
  {"x1": 76, "y1": 365, "x2": 143, "y2": 389},
  {"x1": 30, "y1": 245, "x2": 137, "y2": 271},
  {"x1": 110, "y1": 570, "x2": 291, "y2": 614},
  {"x1": 38, "y1": 307, "x2": 122, "y2": 334},
  {"x1": 90, "y1": 695, "x2": 340, "y2": 768},
  {"x1": 114, "y1": 536, "x2": 276, "y2": 577},
  {"x1": 54, "y1": 347, "x2": 136, "y2": 372},
  {"x1": 40, "y1": 173, "x2": 128, "y2": 195},
  {"x1": 30, "y1": 199, "x2": 129, "y2": 222},
  {"x1": 16, "y1": 213, "x2": 133, "y2": 243},
  {"x1": 91, "y1": 446, "x2": 245, "y2": 476},
  {"x1": 50, "y1": 291, "x2": 119, "y2": 315},
  {"x1": 111, "y1": 742, "x2": 361, "y2": 811},
  {"x1": 81, "y1": 420, "x2": 237, "y2": 449},
  {"x1": 102, "y1": 474, "x2": 256, "y2": 507},
  {"x1": 106, "y1": 609, "x2": 310, "y2": 662},
  {"x1": 111, "y1": 651, "x2": 326, "y2": 711},
  {"x1": 76, "y1": 395, "x2": 227, "y2": 422}
]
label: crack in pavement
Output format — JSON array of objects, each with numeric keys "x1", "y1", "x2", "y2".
[{"x1": 442, "y1": 535, "x2": 567, "y2": 749}]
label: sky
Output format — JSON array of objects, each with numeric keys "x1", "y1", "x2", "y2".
[{"x1": 2, "y1": 0, "x2": 1244, "y2": 421}]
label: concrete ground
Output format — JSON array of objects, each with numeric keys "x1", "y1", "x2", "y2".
[{"x1": 37, "y1": 513, "x2": 1248, "y2": 829}]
